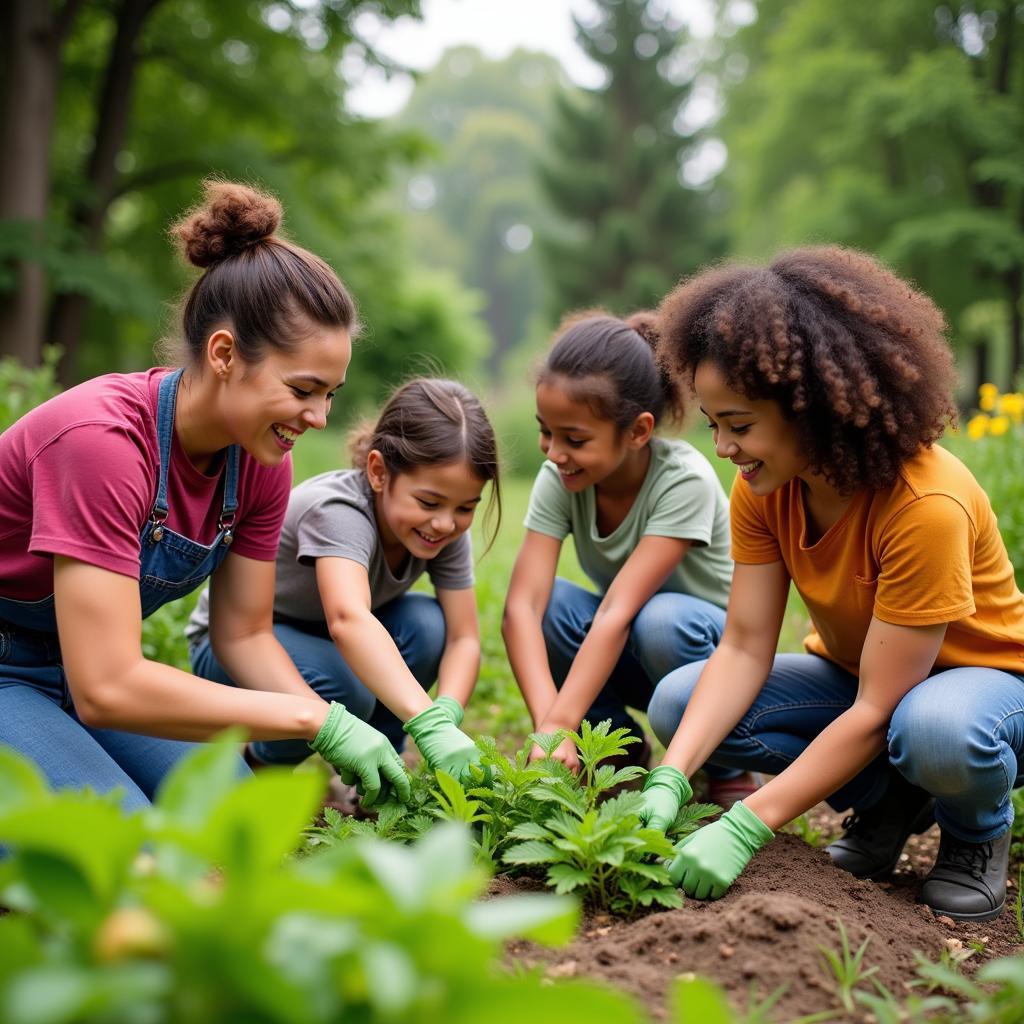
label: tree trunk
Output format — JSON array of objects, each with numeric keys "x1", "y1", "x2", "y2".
[
  {"x1": 0, "y1": 2, "x2": 80, "y2": 365},
  {"x1": 1007, "y1": 266, "x2": 1023, "y2": 388},
  {"x1": 972, "y1": 337, "x2": 989, "y2": 399},
  {"x1": 49, "y1": 0, "x2": 161, "y2": 385}
]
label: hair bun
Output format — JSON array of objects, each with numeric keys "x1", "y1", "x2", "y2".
[
  {"x1": 626, "y1": 310, "x2": 660, "y2": 347},
  {"x1": 172, "y1": 180, "x2": 282, "y2": 268}
]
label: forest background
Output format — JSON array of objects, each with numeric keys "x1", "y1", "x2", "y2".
[{"x1": 2, "y1": 0, "x2": 1023, "y2": 484}]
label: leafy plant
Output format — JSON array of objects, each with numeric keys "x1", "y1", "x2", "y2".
[
  {"x1": 0, "y1": 348, "x2": 62, "y2": 433},
  {"x1": 783, "y1": 812, "x2": 833, "y2": 849},
  {"x1": 502, "y1": 791, "x2": 681, "y2": 913},
  {"x1": 1016, "y1": 865, "x2": 1024, "y2": 943},
  {"x1": 817, "y1": 918, "x2": 879, "y2": 1014},
  {"x1": 307, "y1": 720, "x2": 719, "y2": 914},
  {"x1": 0, "y1": 737, "x2": 645, "y2": 1024}
]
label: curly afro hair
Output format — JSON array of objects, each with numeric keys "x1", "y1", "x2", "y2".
[{"x1": 657, "y1": 246, "x2": 958, "y2": 494}]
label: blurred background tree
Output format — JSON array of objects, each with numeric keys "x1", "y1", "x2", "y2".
[
  {"x1": 713, "y1": 0, "x2": 1024, "y2": 392},
  {"x1": 393, "y1": 46, "x2": 563, "y2": 377},
  {"x1": 538, "y1": 0, "x2": 724, "y2": 319},
  {"x1": 3, "y1": 0, "x2": 1022, "y2": 415},
  {"x1": 0, "y1": 0, "x2": 493, "y2": 410}
]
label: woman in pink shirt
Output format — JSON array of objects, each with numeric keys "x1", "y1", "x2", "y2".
[{"x1": 0, "y1": 181, "x2": 409, "y2": 809}]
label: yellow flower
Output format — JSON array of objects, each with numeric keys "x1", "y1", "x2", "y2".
[
  {"x1": 989, "y1": 416, "x2": 1010, "y2": 436},
  {"x1": 967, "y1": 414, "x2": 990, "y2": 440},
  {"x1": 997, "y1": 392, "x2": 1024, "y2": 423}
]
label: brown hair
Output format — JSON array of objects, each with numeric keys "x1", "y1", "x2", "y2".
[
  {"x1": 168, "y1": 180, "x2": 358, "y2": 366},
  {"x1": 348, "y1": 378, "x2": 502, "y2": 552},
  {"x1": 657, "y1": 246, "x2": 957, "y2": 494},
  {"x1": 536, "y1": 309, "x2": 686, "y2": 432}
]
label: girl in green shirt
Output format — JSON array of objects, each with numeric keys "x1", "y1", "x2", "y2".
[{"x1": 502, "y1": 311, "x2": 754, "y2": 803}]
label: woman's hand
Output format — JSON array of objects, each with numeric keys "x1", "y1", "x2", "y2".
[{"x1": 310, "y1": 702, "x2": 411, "y2": 807}]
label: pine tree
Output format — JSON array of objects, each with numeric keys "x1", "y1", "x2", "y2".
[{"x1": 538, "y1": 0, "x2": 721, "y2": 318}]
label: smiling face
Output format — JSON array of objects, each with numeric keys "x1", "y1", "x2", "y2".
[
  {"x1": 215, "y1": 324, "x2": 352, "y2": 467},
  {"x1": 694, "y1": 360, "x2": 808, "y2": 495},
  {"x1": 535, "y1": 378, "x2": 648, "y2": 493},
  {"x1": 368, "y1": 455, "x2": 485, "y2": 562}
]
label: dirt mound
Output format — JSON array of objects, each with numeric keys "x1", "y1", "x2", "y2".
[{"x1": 504, "y1": 832, "x2": 1023, "y2": 1020}]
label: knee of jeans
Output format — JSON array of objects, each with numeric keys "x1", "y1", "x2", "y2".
[
  {"x1": 888, "y1": 695, "x2": 989, "y2": 797},
  {"x1": 647, "y1": 661, "x2": 706, "y2": 746},
  {"x1": 251, "y1": 737, "x2": 318, "y2": 766},
  {"x1": 394, "y1": 596, "x2": 445, "y2": 682},
  {"x1": 541, "y1": 578, "x2": 591, "y2": 649}
]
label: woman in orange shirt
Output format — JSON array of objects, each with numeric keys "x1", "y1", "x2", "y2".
[{"x1": 637, "y1": 246, "x2": 1024, "y2": 922}]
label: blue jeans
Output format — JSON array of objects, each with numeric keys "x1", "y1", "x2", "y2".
[
  {"x1": 542, "y1": 577, "x2": 726, "y2": 738},
  {"x1": 0, "y1": 625, "x2": 229, "y2": 813},
  {"x1": 191, "y1": 592, "x2": 446, "y2": 763},
  {"x1": 648, "y1": 652, "x2": 1024, "y2": 842}
]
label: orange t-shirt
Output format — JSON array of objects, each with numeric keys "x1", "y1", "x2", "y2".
[{"x1": 730, "y1": 444, "x2": 1024, "y2": 676}]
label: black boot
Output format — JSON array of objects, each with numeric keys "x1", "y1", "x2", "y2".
[
  {"x1": 919, "y1": 828, "x2": 1009, "y2": 922},
  {"x1": 826, "y1": 770, "x2": 935, "y2": 880}
]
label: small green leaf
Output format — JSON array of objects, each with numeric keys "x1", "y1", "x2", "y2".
[
  {"x1": 465, "y1": 893, "x2": 579, "y2": 945},
  {"x1": 0, "y1": 747, "x2": 48, "y2": 816},
  {"x1": 151, "y1": 729, "x2": 248, "y2": 831},
  {"x1": 502, "y1": 839, "x2": 560, "y2": 865},
  {"x1": 669, "y1": 975, "x2": 738, "y2": 1024},
  {"x1": 546, "y1": 863, "x2": 592, "y2": 894}
]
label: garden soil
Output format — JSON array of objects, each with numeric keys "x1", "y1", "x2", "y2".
[{"x1": 497, "y1": 810, "x2": 1024, "y2": 1022}]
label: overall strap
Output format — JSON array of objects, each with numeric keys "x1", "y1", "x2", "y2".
[
  {"x1": 150, "y1": 368, "x2": 185, "y2": 538},
  {"x1": 218, "y1": 443, "x2": 241, "y2": 545}
]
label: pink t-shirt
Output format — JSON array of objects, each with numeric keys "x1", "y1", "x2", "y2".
[{"x1": 0, "y1": 368, "x2": 292, "y2": 601}]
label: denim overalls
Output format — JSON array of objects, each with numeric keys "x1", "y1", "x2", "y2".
[{"x1": 0, "y1": 368, "x2": 245, "y2": 808}]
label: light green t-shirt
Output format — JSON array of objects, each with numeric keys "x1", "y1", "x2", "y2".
[{"x1": 523, "y1": 437, "x2": 733, "y2": 608}]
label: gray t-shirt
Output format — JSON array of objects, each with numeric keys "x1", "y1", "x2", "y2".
[
  {"x1": 523, "y1": 437, "x2": 732, "y2": 608},
  {"x1": 186, "y1": 468, "x2": 474, "y2": 642}
]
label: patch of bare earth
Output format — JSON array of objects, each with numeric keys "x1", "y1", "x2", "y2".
[{"x1": 499, "y1": 808, "x2": 1023, "y2": 1022}]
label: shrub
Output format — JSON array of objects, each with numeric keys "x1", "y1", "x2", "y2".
[{"x1": 0, "y1": 735, "x2": 643, "y2": 1024}]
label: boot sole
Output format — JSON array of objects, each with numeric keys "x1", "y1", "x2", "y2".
[{"x1": 922, "y1": 899, "x2": 1005, "y2": 923}]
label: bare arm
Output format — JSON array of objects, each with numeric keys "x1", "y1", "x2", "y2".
[
  {"x1": 662, "y1": 560, "x2": 791, "y2": 774},
  {"x1": 538, "y1": 534, "x2": 692, "y2": 732},
  {"x1": 501, "y1": 530, "x2": 563, "y2": 726},
  {"x1": 745, "y1": 617, "x2": 947, "y2": 830},
  {"x1": 315, "y1": 556, "x2": 432, "y2": 722},
  {"x1": 435, "y1": 586, "x2": 480, "y2": 708},
  {"x1": 54, "y1": 556, "x2": 327, "y2": 741},
  {"x1": 207, "y1": 551, "x2": 326, "y2": 701}
]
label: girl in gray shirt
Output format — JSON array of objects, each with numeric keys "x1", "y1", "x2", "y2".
[{"x1": 189, "y1": 379, "x2": 501, "y2": 788}]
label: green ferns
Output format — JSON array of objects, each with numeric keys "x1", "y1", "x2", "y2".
[{"x1": 308, "y1": 720, "x2": 720, "y2": 913}]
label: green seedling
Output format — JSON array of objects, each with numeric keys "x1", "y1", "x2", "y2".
[
  {"x1": 1016, "y1": 864, "x2": 1024, "y2": 943},
  {"x1": 817, "y1": 918, "x2": 879, "y2": 1014},
  {"x1": 783, "y1": 812, "x2": 832, "y2": 848}
]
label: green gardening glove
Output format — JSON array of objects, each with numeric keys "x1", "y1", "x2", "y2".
[
  {"x1": 668, "y1": 801, "x2": 774, "y2": 899},
  {"x1": 433, "y1": 695, "x2": 465, "y2": 727},
  {"x1": 404, "y1": 700, "x2": 489, "y2": 784},
  {"x1": 310, "y1": 702, "x2": 411, "y2": 807},
  {"x1": 637, "y1": 765, "x2": 693, "y2": 832}
]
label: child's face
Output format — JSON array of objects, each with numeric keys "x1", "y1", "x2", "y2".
[
  {"x1": 535, "y1": 378, "x2": 643, "y2": 492},
  {"x1": 369, "y1": 456, "x2": 485, "y2": 560},
  {"x1": 694, "y1": 361, "x2": 808, "y2": 495}
]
